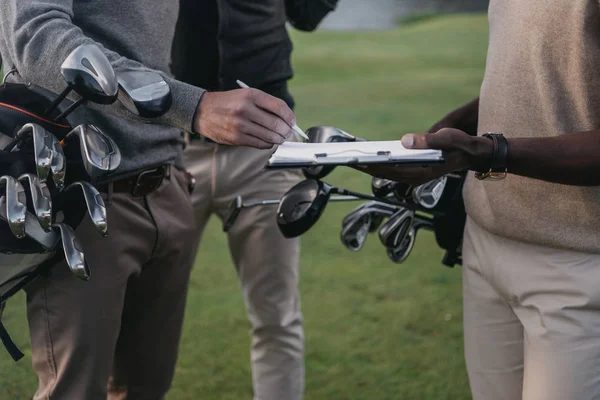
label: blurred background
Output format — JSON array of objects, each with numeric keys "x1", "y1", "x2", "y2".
[{"x1": 1, "y1": 3, "x2": 489, "y2": 399}]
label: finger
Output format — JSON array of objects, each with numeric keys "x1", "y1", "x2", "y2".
[
  {"x1": 401, "y1": 133, "x2": 432, "y2": 150},
  {"x1": 250, "y1": 89, "x2": 296, "y2": 127},
  {"x1": 240, "y1": 118, "x2": 286, "y2": 145},
  {"x1": 245, "y1": 104, "x2": 292, "y2": 141},
  {"x1": 235, "y1": 133, "x2": 274, "y2": 150}
]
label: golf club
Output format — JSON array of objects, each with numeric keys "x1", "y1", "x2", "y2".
[
  {"x1": 63, "y1": 181, "x2": 108, "y2": 237},
  {"x1": 302, "y1": 126, "x2": 365, "y2": 180},
  {"x1": 0, "y1": 176, "x2": 27, "y2": 239},
  {"x1": 45, "y1": 43, "x2": 119, "y2": 121},
  {"x1": 386, "y1": 226, "x2": 416, "y2": 264},
  {"x1": 340, "y1": 203, "x2": 398, "y2": 252},
  {"x1": 116, "y1": 68, "x2": 173, "y2": 118},
  {"x1": 0, "y1": 196, "x2": 60, "y2": 250},
  {"x1": 341, "y1": 201, "x2": 397, "y2": 232},
  {"x1": 386, "y1": 214, "x2": 435, "y2": 264},
  {"x1": 51, "y1": 223, "x2": 90, "y2": 281},
  {"x1": 6, "y1": 124, "x2": 53, "y2": 182},
  {"x1": 378, "y1": 208, "x2": 414, "y2": 250},
  {"x1": 276, "y1": 179, "x2": 398, "y2": 238},
  {"x1": 18, "y1": 174, "x2": 52, "y2": 232},
  {"x1": 7, "y1": 124, "x2": 66, "y2": 188},
  {"x1": 340, "y1": 210, "x2": 372, "y2": 251},
  {"x1": 223, "y1": 194, "x2": 361, "y2": 233},
  {"x1": 62, "y1": 125, "x2": 122, "y2": 180},
  {"x1": 412, "y1": 176, "x2": 447, "y2": 209}
]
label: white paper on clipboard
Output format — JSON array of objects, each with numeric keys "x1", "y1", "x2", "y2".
[{"x1": 266, "y1": 141, "x2": 444, "y2": 168}]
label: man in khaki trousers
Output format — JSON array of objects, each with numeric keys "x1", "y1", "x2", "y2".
[
  {"x1": 171, "y1": 1, "x2": 339, "y2": 398},
  {"x1": 361, "y1": 1, "x2": 600, "y2": 398}
]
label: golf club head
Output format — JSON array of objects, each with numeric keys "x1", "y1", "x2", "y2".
[
  {"x1": 52, "y1": 223, "x2": 90, "y2": 281},
  {"x1": 116, "y1": 68, "x2": 173, "y2": 118},
  {"x1": 18, "y1": 174, "x2": 52, "y2": 232},
  {"x1": 371, "y1": 177, "x2": 399, "y2": 198},
  {"x1": 64, "y1": 181, "x2": 107, "y2": 237},
  {"x1": 392, "y1": 182, "x2": 415, "y2": 204},
  {"x1": 413, "y1": 176, "x2": 447, "y2": 209},
  {"x1": 0, "y1": 176, "x2": 27, "y2": 239},
  {"x1": 65, "y1": 125, "x2": 122, "y2": 179},
  {"x1": 0, "y1": 196, "x2": 59, "y2": 250},
  {"x1": 61, "y1": 43, "x2": 118, "y2": 104},
  {"x1": 47, "y1": 133, "x2": 66, "y2": 189},
  {"x1": 12, "y1": 124, "x2": 53, "y2": 182},
  {"x1": 342, "y1": 201, "x2": 397, "y2": 232},
  {"x1": 302, "y1": 126, "x2": 361, "y2": 180},
  {"x1": 340, "y1": 207, "x2": 382, "y2": 251},
  {"x1": 277, "y1": 179, "x2": 331, "y2": 238},
  {"x1": 378, "y1": 208, "x2": 414, "y2": 249},
  {"x1": 387, "y1": 226, "x2": 416, "y2": 264}
]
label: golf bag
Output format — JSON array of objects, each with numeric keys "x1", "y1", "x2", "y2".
[{"x1": 0, "y1": 81, "x2": 92, "y2": 361}]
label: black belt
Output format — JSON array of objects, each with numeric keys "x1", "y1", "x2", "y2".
[{"x1": 97, "y1": 165, "x2": 169, "y2": 197}]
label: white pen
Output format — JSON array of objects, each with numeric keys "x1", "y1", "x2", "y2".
[{"x1": 236, "y1": 79, "x2": 309, "y2": 140}]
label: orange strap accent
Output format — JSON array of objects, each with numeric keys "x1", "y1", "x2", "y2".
[{"x1": 0, "y1": 102, "x2": 70, "y2": 129}]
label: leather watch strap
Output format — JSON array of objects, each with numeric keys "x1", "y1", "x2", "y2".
[{"x1": 475, "y1": 133, "x2": 508, "y2": 181}]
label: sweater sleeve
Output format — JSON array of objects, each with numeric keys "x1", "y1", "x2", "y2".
[
  {"x1": 0, "y1": 0, "x2": 205, "y2": 133},
  {"x1": 285, "y1": 0, "x2": 339, "y2": 32}
]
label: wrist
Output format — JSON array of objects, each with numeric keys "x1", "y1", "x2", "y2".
[
  {"x1": 193, "y1": 91, "x2": 210, "y2": 134},
  {"x1": 473, "y1": 133, "x2": 509, "y2": 180}
]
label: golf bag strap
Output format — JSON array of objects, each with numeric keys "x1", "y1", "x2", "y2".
[{"x1": 0, "y1": 319, "x2": 24, "y2": 361}]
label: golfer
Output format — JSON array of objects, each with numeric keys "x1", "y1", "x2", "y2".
[
  {"x1": 362, "y1": 1, "x2": 600, "y2": 399},
  {"x1": 170, "y1": 1, "x2": 338, "y2": 399},
  {"x1": 0, "y1": 0, "x2": 296, "y2": 398}
]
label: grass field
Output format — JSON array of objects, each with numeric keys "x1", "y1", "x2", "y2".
[{"x1": 0, "y1": 14, "x2": 489, "y2": 399}]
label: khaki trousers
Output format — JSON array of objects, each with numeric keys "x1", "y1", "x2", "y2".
[
  {"x1": 463, "y1": 216, "x2": 600, "y2": 400},
  {"x1": 25, "y1": 167, "x2": 197, "y2": 400},
  {"x1": 183, "y1": 139, "x2": 304, "y2": 400}
]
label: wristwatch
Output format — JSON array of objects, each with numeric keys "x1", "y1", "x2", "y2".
[{"x1": 474, "y1": 133, "x2": 508, "y2": 181}]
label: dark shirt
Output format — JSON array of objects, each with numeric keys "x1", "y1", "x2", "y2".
[{"x1": 171, "y1": 0, "x2": 338, "y2": 109}]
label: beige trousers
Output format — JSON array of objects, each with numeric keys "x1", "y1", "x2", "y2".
[
  {"x1": 25, "y1": 168, "x2": 197, "y2": 400},
  {"x1": 183, "y1": 139, "x2": 304, "y2": 400},
  {"x1": 463, "y1": 216, "x2": 600, "y2": 400}
]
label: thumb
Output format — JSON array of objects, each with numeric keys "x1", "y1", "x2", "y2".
[{"x1": 401, "y1": 133, "x2": 431, "y2": 150}]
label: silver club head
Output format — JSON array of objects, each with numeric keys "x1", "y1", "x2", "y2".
[
  {"x1": 340, "y1": 210, "x2": 373, "y2": 252},
  {"x1": 387, "y1": 227, "x2": 416, "y2": 264},
  {"x1": 412, "y1": 176, "x2": 447, "y2": 209},
  {"x1": 65, "y1": 181, "x2": 107, "y2": 237},
  {"x1": 61, "y1": 43, "x2": 118, "y2": 104},
  {"x1": 48, "y1": 135, "x2": 66, "y2": 189},
  {"x1": 116, "y1": 68, "x2": 173, "y2": 118},
  {"x1": 52, "y1": 223, "x2": 90, "y2": 281},
  {"x1": 342, "y1": 201, "x2": 397, "y2": 226},
  {"x1": 18, "y1": 174, "x2": 52, "y2": 232},
  {"x1": 378, "y1": 208, "x2": 414, "y2": 249},
  {"x1": 0, "y1": 176, "x2": 27, "y2": 238},
  {"x1": 65, "y1": 125, "x2": 121, "y2": 179},
  {"x1": 12, "y1": 124, "x2": 53, "y2": 182}
]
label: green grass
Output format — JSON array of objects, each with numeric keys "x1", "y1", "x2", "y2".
[{"x1": 0, "y1": 14, "x2": 489, "y2": 399}]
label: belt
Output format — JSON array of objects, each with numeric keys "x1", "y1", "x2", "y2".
[{"x1": 97, "y1": 165, "x2": 169, "y2": 197}]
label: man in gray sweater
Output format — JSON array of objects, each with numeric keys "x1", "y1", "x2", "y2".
[{"x1": 0, "y1": 1, "x2": 297, "y2": 399}]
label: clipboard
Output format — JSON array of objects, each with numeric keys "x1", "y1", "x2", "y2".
[{"x1": 266, "y1": 141, "x2": 445, "y2": 169}]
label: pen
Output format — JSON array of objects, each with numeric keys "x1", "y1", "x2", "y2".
[{"x1": 236, "y1": 79, "x2": 309, "y2": 140}]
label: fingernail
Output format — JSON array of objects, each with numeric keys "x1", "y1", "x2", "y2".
[{"x1": 402, "y1": 135, "x2": 415, "y2": 148}]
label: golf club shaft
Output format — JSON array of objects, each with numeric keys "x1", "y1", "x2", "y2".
[
  {"x1": 243, "y1": 195, "x2": 360, "y2": 209},
  {"x1": 53, "y1": 97, "x2": 85, "y2": 122},
  {"x1": 44, "y1": 87, "x2": 71, "y2": 116}
]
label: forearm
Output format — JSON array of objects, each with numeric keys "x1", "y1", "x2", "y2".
[
  {"x1": 506, "y1": 131, "x2": 600, "y2": 186},
  {"x1": 0, "y1": 0, "x2": 204, "y2": 133},
  {"x1": 285, "y1": 0, "x2": 339, "y2": 31}
]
